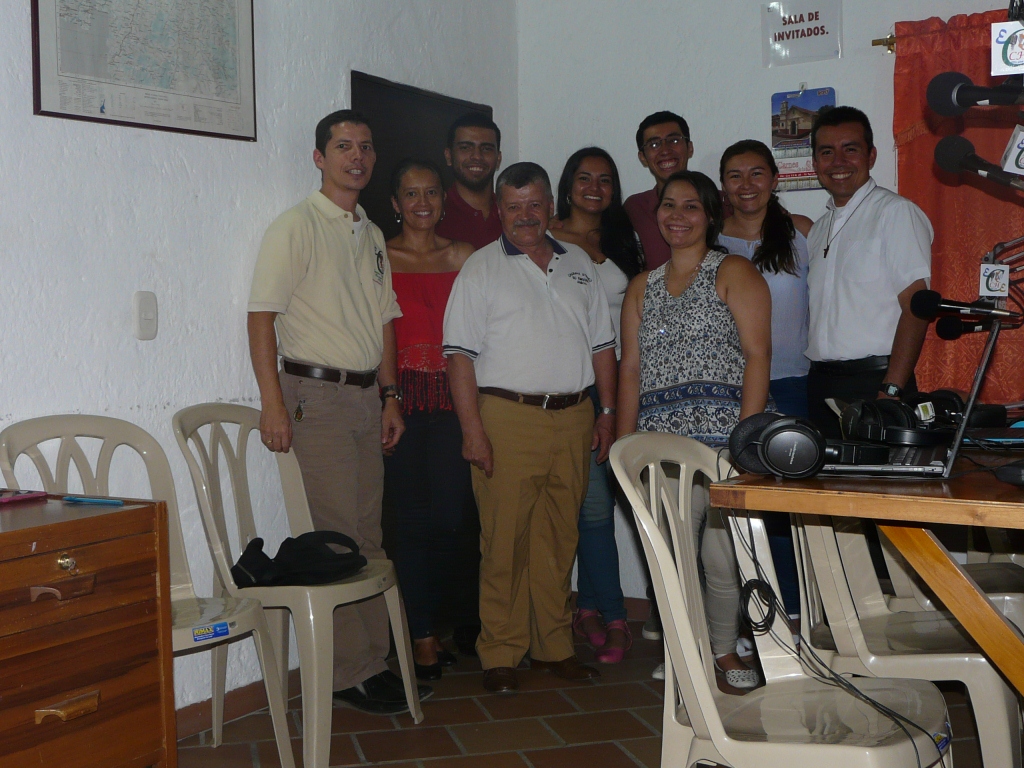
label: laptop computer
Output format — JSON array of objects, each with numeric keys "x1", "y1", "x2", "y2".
[{"x1": 821, "y1": 442, "x2": 950, "y2": 477}]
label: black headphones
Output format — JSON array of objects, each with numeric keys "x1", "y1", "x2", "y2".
[
  {"x1": 840, "y1": 398, "x2": 953, "y2": 447},
  {"x1": 729, "y1": 413, "x2": 827, "y2": 479},
  {"x1": 729, "y1": 413, "x2": 891, "y2": 479}
]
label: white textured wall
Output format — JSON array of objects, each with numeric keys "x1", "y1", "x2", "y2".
[
  {"x1": 518, "y1": 0, "x2": 998, "y2": 599},
  {"x1": 0, "y1": 0, "x2": 518, "y2": 708}
]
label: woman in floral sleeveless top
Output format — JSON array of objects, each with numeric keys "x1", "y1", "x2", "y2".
[{"x1": 618, "y1": 170, "x2": 772, "y2": 692}]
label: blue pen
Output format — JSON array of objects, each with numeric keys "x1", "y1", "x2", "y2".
[{"x1": 63, "y1": 496, "x2": 125, "y2": 506}]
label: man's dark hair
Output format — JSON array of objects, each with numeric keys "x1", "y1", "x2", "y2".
[
  {"x1": 496, "y1": 162, "x2": 551, "y2": 200},
  {"x1": 635, "y1": 111, "x2": 690, "y2": 151},
  {"x1": 447, "y1": 113, "x2": 501, "y2": 150},
  {"x1": 315, "y1": 109, "x2": 370, "y2": 155},
  {"x1": 657, "y1": 170, "x2": 724, "y2": 249},
  {"x1": 810, "y1": 105, "x2": 874, "y2": 153}
]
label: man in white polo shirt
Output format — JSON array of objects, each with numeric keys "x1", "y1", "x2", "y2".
[
  {"x1": 443, "y1": 162, "x2": 618, "y2": 694},
  {"x1": 806, "y1": 106, "x2": 932, "y2": 437},
  {"x1": 248, "y1": 109, "x2": 429, "y2": 714}
]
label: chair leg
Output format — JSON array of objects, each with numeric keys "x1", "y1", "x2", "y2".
[
  {"x1": 251, "y1": 613, "x2": 297, "y2": 768},
  {"x1": 291, "y1": 599, "x2": 335, "y2": 768},
  {"x1": 210, "y1": 642, "x2": 228, "y2": 747},
  {"x1": 265, "y1": 607, "x2": 291, "y2": 701},
  {"x1": 962, "y1": 670, "x2": 1021, "y2": 768},
  {"x1": 383, "y1": 583, "x2": 422, "y2": 723}
]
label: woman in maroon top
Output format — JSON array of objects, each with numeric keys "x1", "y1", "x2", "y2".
[{"x1": 385, "y1": 159, "x2": 474, "y2": 681}]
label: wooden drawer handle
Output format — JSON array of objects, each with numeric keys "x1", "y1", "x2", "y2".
[
  {"x1": 29, "y1": 573, "x2": 96, "y2": 602},
  {"x1": 35, "y1": 690, "x2": 100, "y2": 724}
]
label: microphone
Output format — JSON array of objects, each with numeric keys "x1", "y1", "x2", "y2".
[
  {"x1": 934, "y1": 135, "x2": 1024, "y2": 192},
  {"x1": 927, "y1": 71, "x2": 1024, "y2": 117},
  {"x1": 911, "y1": 289, "x2": 1021, "y2": 320},
  {"x1": 935, "y1": 316, "x2": 992, "y2": 340}
]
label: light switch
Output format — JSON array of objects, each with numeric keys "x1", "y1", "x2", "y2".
[{"x1": 133, "y1": 291, "x2": 158, "y2": 340}]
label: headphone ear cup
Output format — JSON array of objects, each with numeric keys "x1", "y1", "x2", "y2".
[
  {"x1": 759, "y1": 417, "x2": 827, "y2": 479},
  {"x1": 840, "y1": 400, "x2": 865, "y2": 440},
  {"x1": 874, "y1": 398, "x2": 916, "y2": 428},
  {"x1": 728, "y1": 413, "x2": 783, "y2": 474}
]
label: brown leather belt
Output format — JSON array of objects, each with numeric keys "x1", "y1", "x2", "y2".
[
  {"x1": 282, "y1": 360, "x2": 378, "y2": 388},
  {"x1": 479, "y1": 387, "x2": 588, "y2": 410}
]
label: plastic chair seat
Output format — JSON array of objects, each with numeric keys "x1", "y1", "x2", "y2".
[
  {"x1": 717, "y1": 677, "x2": 946, "y2": 751},
  {"x1": 171, "y1": 596, "x2": 266, "y2": 649}
]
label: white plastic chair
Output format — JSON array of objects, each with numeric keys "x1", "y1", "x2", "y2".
[
  {"x1": 0, "y1": 414, "x2": 295, "y2": 768},
  {"x1": 610, "y1": 432, "x2": 951, "y2": 768},
  {"x1": 800, "y1": 514, "x2": 1021, "y2": 767},
  {"x1": 878, "y1": 523, "x2": 1024, "y2": 621},
  {"x1": 172, "y1": 403, "x2": 421, "y2": 768}
]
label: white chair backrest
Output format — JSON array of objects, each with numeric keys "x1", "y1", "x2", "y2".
[
  {"x1": 796, "y1": 516, "x2": 873, "y2": 658},
  {"x1": 172, "y1": 403, "x2": 314, "y2": 593},
  {"x1": 611, "y1": 432, "x2": 734, "y2": 746},
  {"x1": 832, "y1": 518, "x2": 893, "y2": 618},
  {"x1": 0, "y1": 414, "x2": 194, "y2": 601}
]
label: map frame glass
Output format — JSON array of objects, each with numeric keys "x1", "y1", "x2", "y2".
[{"x1": 32, "y1": 0, "x2": 256, "y2": 142}]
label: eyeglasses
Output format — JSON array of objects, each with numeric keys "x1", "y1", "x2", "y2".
[{"x1": 642, "y1": 134, "x2": 688, "y2": 153}]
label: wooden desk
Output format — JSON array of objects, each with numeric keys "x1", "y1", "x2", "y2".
[
  {"x1": 0, "y1": 496, "x2": 177, "y2": 767},
  {"x1": 711, "y1": 470, "x2": 1024, "y2": 695}
]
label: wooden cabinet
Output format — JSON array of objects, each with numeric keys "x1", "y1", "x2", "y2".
[{"x1": 0, "y1": 498, "x2": 176, "y2": 768}]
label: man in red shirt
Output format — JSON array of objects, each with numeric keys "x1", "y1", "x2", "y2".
[
  {"x1": 434, "y1": 113, "x2": 503, "y2": 657},
  {"x1": 436, "y1": 114, "x2": 503, "y2": 250},
  {"x1": 623, "y1": 111, "x2": 693, "y2": 270}
]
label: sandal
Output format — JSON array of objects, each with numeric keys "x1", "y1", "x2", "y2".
[
  {"x1": 595, "y1": 619, "x2": 632, "y2": 664},
  {"x1": 573, "y1": 609, "x2": 607, "y2": 648},
  {"x1": 714, "y1": 658, "x2": 759, "y2": 690}
]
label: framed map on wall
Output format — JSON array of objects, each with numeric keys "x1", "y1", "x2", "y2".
[{"x1": 32, "y1": 0, "x2": 256, "y2": 141}]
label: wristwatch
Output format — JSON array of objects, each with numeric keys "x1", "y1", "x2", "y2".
[
  {"x1": 381, "y1": 384, "x2": 403, "y2": 403},
  {"x1": 879, "y1": 382, "x2": 902, "y2": 398},
  {"x1": 599, "y1": 406, "x2": 617, "y2": 416}
]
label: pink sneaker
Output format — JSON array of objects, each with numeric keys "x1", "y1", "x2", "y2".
[
  {"x1": 573, "y1": 609, "x2": 607, "y2": 647},
  {"x1": 595, "y1": 620, "x2": 632, "y2": 664}
]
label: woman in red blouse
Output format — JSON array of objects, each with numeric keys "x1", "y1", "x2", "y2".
[{"x1": 385, "y1": 159, "x2": 475, "y2": 680}]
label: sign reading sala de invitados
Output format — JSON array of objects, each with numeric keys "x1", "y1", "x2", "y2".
[{"x1": 761, "y1": 1, "x2": 843, "y2": 68}]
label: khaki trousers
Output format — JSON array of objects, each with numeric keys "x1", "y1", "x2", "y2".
[
  {"x1": 473, "y1": 395, "x2": 594, "y2": 669},
  {"x1": 280, "y1": 371, "x2": 390, "y2": 690}
]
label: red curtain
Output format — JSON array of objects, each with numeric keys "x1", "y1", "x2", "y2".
[{"x1": 894, "y1": 10, "x2": 1024, "y2": 403}]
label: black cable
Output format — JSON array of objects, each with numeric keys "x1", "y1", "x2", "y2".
[{"x1": 725, "y1": 504, "x2": 948, "y2": 768}]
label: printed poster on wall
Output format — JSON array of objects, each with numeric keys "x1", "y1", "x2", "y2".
[
  {"x1": 771, "y1": 86, "x2": 836, "y2": 191},
  {"x1": 761, "y1": 1, "x2": 842, "y2": 68}
]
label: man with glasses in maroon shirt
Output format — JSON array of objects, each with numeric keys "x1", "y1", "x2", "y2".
[
  {"x1": 624, "y1": 111, "x2": 694, "y2": 271},
  {"x1": 436, "y1": 113, "x2": 503, "y2": 250}
]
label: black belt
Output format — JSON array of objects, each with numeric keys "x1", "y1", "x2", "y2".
[
  {"x1": 282, "y1": 360, "x2": 377, "y2": 388},
  {"x1": 479, "y1": 387, "x2": 588, "y2": 410},
  {"x1": 809, "y1": 355, "x2": 890, "y2": 375}
]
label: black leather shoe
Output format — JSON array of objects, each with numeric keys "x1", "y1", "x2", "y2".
[
  {"x1": 415, "y1": 661, "x2": 442, "y2": 681},
  {"x1": 530, "y1": 655, "x2": 600, "y2": 681},
  {"x1": 437, "y1": 649, "x2": 458, "y2": 667},
  {"x1": 378, "y1": 669, "x2": 433, "y2": 701},
  {"x1": 333, "y1": 671, "x2": 413, "y2": 715}
]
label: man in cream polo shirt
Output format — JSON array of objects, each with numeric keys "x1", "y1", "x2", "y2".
[
  {"x1": 806, "y1": 106, "x2": 932, "y2": 437},
  {"x1": 443, "y1": 162, "x2": 618, "y2": 694},
  {"x1": 248, "y1": 109, "x2": 428, "y2": 714}
]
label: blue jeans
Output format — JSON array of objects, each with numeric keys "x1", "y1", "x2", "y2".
[
  {"x1": 384, "y1": 409, "x2": 472, "y2": 639},
  {"x1": 764, "y1": 376, "x2": 809, "y2": 616},
  {"x1": 576, "y1": 390, "x2": 626, "y2": 623}
]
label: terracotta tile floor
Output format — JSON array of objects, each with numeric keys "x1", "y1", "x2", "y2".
[{"x1": 177, "y1": 622, "x2": 985, "y2": 767}]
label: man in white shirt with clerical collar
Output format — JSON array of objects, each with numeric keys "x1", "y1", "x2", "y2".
[
  {"x1": 443, "y1": 162, "x2": 617, "y2": 694},
  {"x1": 805, "y1": 106, "x2": 933, "y2": 438}
]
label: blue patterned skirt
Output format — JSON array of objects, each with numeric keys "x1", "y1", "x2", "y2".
[{"x1": 637, "y1": 381, "x2": 744, "y2": 448}]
